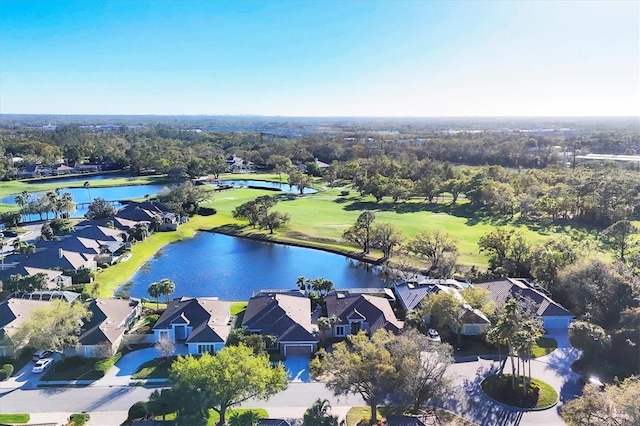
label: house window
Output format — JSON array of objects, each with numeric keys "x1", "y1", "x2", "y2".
[
  {"x1": 159, "y1": 330, "x2": 169, "y2": 341},
  {"x1": 335, "y1": 325, "x2": 346, "y2": 337},
  {"x1": 198, "y1": 344, "x2": 215, "y2": 354}
]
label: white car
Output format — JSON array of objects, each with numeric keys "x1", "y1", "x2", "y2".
[
  {"x1": 32, "y1": 358, "x2": 54, "y2": 373},
  {"x1": 426, "y1": 328, "x2": 442, "y2": 343}
]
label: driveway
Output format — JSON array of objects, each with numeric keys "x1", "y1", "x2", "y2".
[
  {"x1": 95, "y1": 345, "x2": 188, "y2": 386},
  {"x1": 440, "y1": 328, "x2": 581, "y2": 426}
]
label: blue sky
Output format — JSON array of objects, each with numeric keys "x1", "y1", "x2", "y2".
[{"x1": 1, "y1": 0, "x2": 638, "y2": 116}]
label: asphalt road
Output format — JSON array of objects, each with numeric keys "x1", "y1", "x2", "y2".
[{"x1": 0, "y1": 382, "x2": 363, "y2": 414}]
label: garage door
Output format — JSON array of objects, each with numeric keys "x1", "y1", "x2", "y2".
[{"x1": 284, "y1": 345, "x2": 313, "y2": 356}]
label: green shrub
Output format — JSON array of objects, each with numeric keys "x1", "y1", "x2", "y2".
[
  {"x1": 0, "y1": 363, "x2": 14, "y2": 381},
  {"x1": 69, "y1": 413, "x2": 89, "y2": 426},
  {"x1": 340, "y1": 190, "x2": 350, "y2": 196},
  {"x1": 127, "y1": 401, "x2": 148, "y2": 422},
  {"x1": 198, "y1": 206, "x2": 217, "y2": 216}
]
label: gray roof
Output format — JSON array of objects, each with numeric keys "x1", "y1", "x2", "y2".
[
  {"x1": 0, "y1": 298, "x2": 52, "y2": 340},
  {"x1": 79, "y1": 298, "x2": 140, "y2": 346},
  {"x1": 474, "y1": 278, "x2": 573, "y2": 318},
  {"x1": 325, "y1": 292, "x2": 404, "y2": 334},
  {"x1": 385, "y1": 415, "x2": 426, "y2": 426},
  {"x1": 394, "y1": 283, "x2": 443, "y2": 311},
  {"x1": 153, "y1": 297, "x2": 232, "y2": 344},
  {"x1": 243, "y1": 293, "x2": 317, "y2": 343}
]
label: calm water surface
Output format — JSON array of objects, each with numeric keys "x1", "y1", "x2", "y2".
[
  {"x1": 120, "y1": 232, "x2": 386, "y2": 300},
  {"x1": 214, "y1": 179, "x2": 317, "y2": 194},
  {"x1": 1, "y1": 184, "x2": 169, "y2": 219}
]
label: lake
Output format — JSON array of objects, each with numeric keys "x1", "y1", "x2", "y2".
[
  {"x1": 119, "y1": 232, "x2": 386, "y2": 301},
  {"x1": 1, "y1": 183, "x2": 169, "y2": 220},
  {"x1": 212, "y1": 179, "x2": 317, "y2": 194}
]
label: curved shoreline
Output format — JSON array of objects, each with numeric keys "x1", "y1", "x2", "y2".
[{"x1": 101, "y1": 218, "x2": 388, "y2": 298}]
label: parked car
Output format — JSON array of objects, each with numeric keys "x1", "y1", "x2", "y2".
[
  {"x1": 32, "y1": 349, "x2": 53, "y2": 362},
  {"x1": 31, "y1": 358, "x2": 54, "y2": 373},
  {"x1": 580, "y1": 375, "x2": 605, "y2": 390},
  {"x1": 427, "y1": 328, "x2": 442, "y2": 343}
]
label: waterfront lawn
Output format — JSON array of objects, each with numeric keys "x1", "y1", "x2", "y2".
[
  {"x1": 231, "y1": 301, "x2": 248, "y2": 327},
  {"x1": 0, "y1": 413, "x2": 30, "y2": 423}
]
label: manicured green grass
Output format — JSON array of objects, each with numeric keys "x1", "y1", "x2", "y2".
[
  {"x1": 41, "y1": 353, "x2": 121, "y2": 381},
  {"x1": 207, "y1": 408, "x2": 268, "y2": 426},
  {"x1": 231, "y1": 301, "x2": 248, "y2": 328},
  {"x1": 0, "y1": 413, "x2": 30, "y2": 423},
  {"x1": 531, "y1": 337, "x2": 558, "y2": 358},
  {"x1": 0, "y1": 351, "x2": 32, "y2": 377},
  {"x1": 131, "y1": 357, "x2": 177, "y2": 379},
  {"x1": 346, "y1": 406, "x2": 382, "y2": 426},
  {"x1": 68, "y1": 173, "x2": 597, "y2": 297},
  {"x1": 152, "y1": 408, "x2": 268, "y2": 425},
  {"x1": 481, "y1": 374, "x2": 558, "y2": 409}
]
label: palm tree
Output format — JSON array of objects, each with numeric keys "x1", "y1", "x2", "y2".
[
  {"x1": 83, "y1": 181, "x2": 92, "y2": 202},
  {"x1": 14, "y1": 191, "x2": 31, "y2": 223},
  {"x1": 303, "y1": 398, "x2": 340, "y2": 426},
  {"x1": 158, "y1": 278, "x2": 175, "y2": 304},
  {"x1": 0, "y1": 233, "x2": 5, "y2": 271},
  {"x1": 60, "y1": 192, "x2": 75, "y2": 218},
  {"x1": 148, "y1": 282, "x2": 161, "y2": 310}
]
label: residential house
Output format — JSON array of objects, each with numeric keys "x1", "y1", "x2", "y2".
[
  {"x1": 385, "y1": 415, "x2": 428, "y2": 426},
  {"x1": 54, "y1": 164, "x2": 76, "y2": 175},
  {"x1": 152, "y1": 297, "x2": 232, "y2": 355},
  {"x1": 227, "y1": 155, "x2": 254, "y2": 173},
  {"x1": 0, "y1": 298, "x2": 55, "y2": 356},
  {"x1": 74, "y1": 298, "x2": 141, "y2": 357},
  {"x1": 258, "y1": 420, "x2": 291, "y2": 426},
  {"x1": 14, "y1": 165, "x2": 53, "y2": 179},
  {"x1": 8, "y1": 290, "x2": 80, "y2": 303},
  {"x1": 16, "y1": 248, "x2": 97, "y2": 273},
  {"x1": 393, "y1": 281, "x2": 491, "y2": 336},
  {"x1": 474, "y1": 278, "x2": 574, "y2": 329},
  {"x1": 243, "y1": 293, "x2": 318, "y2": 357},
  {"x1": 324, "y1": 291, "x2": 404, "y2": 339},
  {"x1": 7, "y1": 266, "x2": 73, "y2": 289}
]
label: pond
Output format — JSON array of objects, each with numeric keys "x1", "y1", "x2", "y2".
[
  {"x1": 119, "y1": 232, "x2": 386, "y2": 301},
  {"x1": 1, "y1": 183, "x2": 169, "y2": 220},
  {"x1": 212, "y1": 179, "x2": 317, "y2": 194}
]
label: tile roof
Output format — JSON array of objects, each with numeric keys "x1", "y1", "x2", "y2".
[{"x1": 474, "y1": 278, "x2": 573, "y2": 318}]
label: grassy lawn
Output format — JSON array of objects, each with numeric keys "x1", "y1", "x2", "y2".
[
  {"x1": 481, "y1": 374, "x2": 558, "y2": 409},
  {"x1": 208, "y1": 408, "x2": 268, "y2": 426},
  {"x1": 40, "y1": 172, "x2": 596, "y2": 297},
  {"x1": 0, "y1": 351, "x2": 32, "y2": 377},
  {"x1": 41, "y1": 354, "x2": 120, "y2": 381},
  {"x1": 346, "y1": 406, "x2": 475, "y2": 426},
  {"x1": 231, "y1": 301, "x2": 248, "y2": 327},
  {"x1": 131, "y1": 356, "x2": 177, "y2": 379},
  {"x1": 0, "y1": 413, "x2": 30, "y2": 423},
  {"x1": 151, "y1": 408, "x2": 268, "y2": 425},
  {"x1": 531, "y1": 337, "x2": 558, "y2": 358}
]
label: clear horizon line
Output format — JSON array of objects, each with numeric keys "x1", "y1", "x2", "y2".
[{"x1": 1, "y1": 113, "x2": 639, "y2": 119}]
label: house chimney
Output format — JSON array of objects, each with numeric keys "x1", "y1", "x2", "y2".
[{"x1": 59, "y1": 248, "x2": 64, "y2": 258}]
